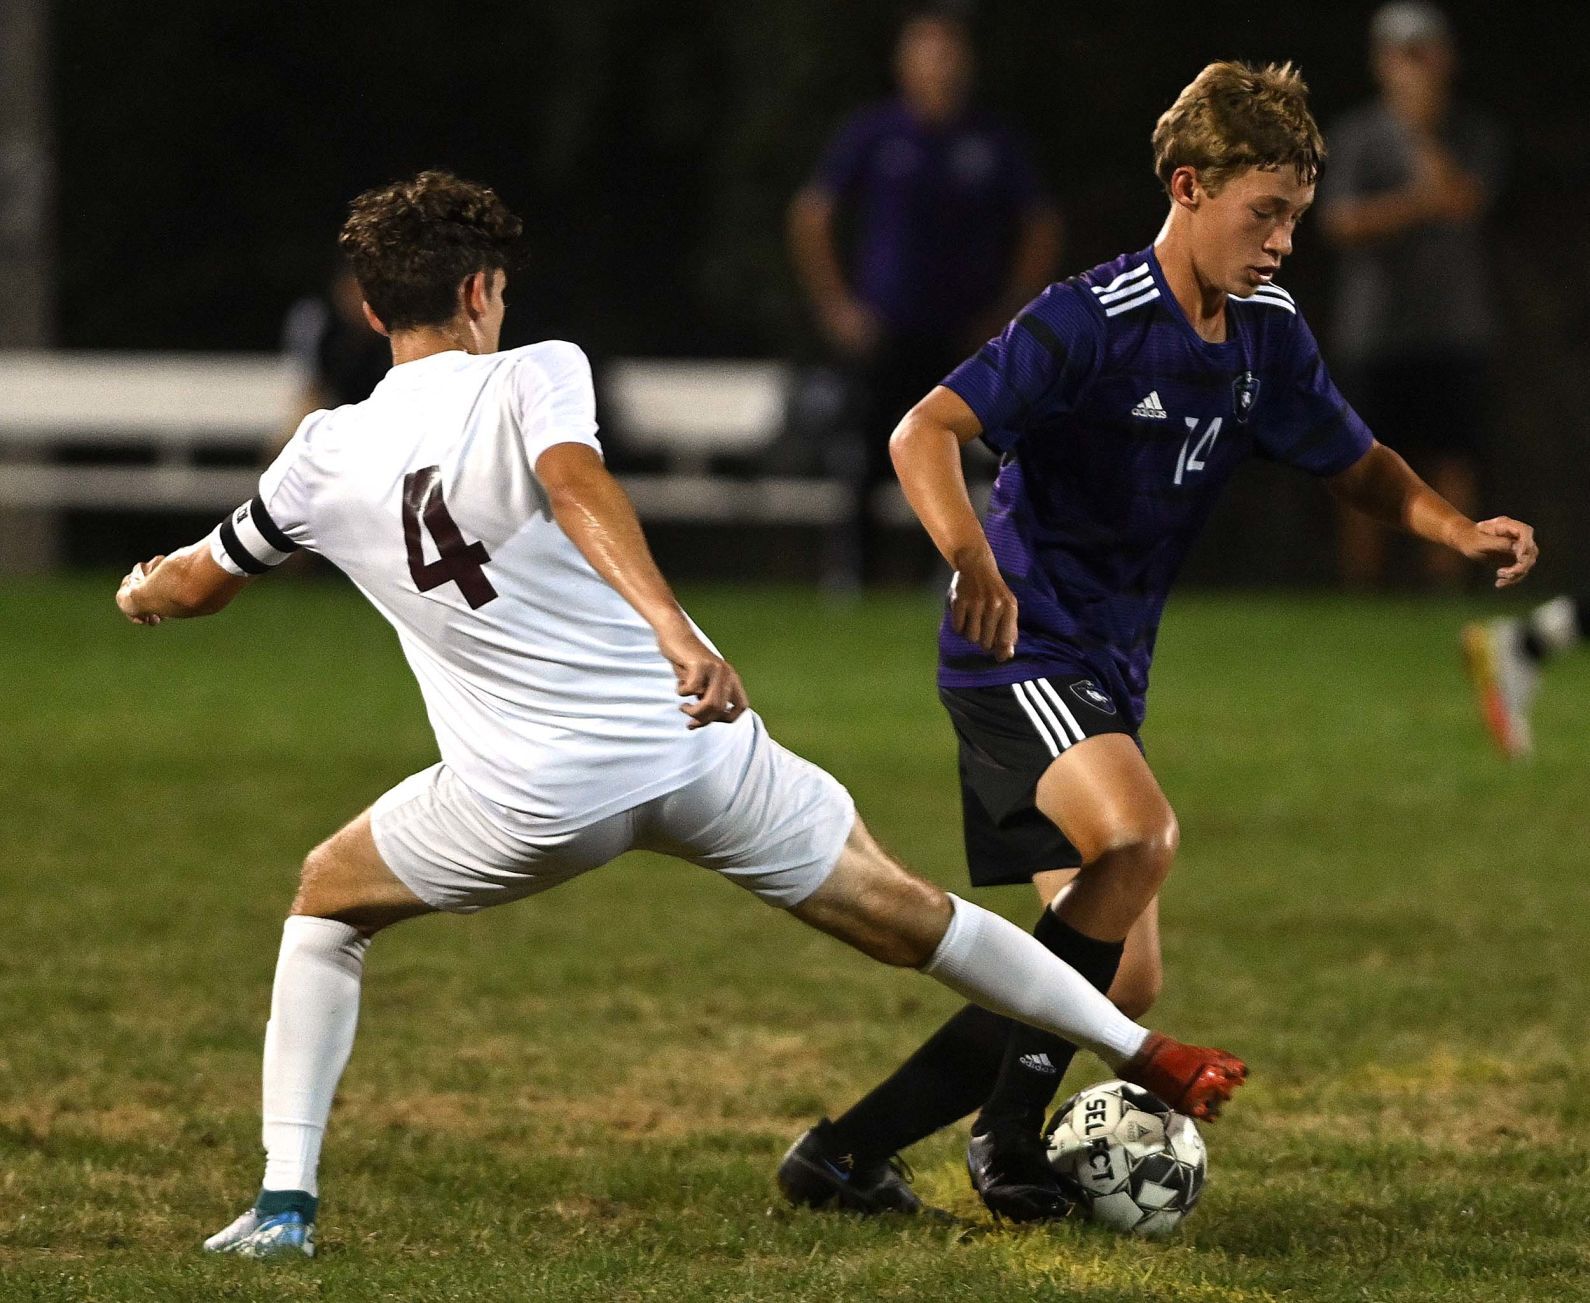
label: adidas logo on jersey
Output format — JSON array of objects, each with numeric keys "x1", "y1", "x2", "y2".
[
  {"x1": 1018, "y1": 1052, "x2": 1058, "y2": 1075},
  {"x1": 1131, "y1": 391, "x2": 1168, "y2": 420}
]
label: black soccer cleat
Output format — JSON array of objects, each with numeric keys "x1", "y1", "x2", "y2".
[
  {"x1": 965, "y1": 1123, "x2": 1074, "y2": 1223},
  {"x1": 777, "y1": 1120, "x2": 922, "y2": 1215}
]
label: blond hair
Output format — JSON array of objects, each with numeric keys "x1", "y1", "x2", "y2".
[{"x1": 1151, "y1": 61, "x2": 1324, "y2": 197}]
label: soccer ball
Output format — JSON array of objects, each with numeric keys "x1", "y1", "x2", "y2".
[{"x1": 1044, "y1": 1080, "x2": 1207, "y2": 1237}]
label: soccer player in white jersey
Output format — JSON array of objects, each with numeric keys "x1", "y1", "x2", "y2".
[{"x1": 115, "y1": 171, "x2": 1245, "y2": 1258}]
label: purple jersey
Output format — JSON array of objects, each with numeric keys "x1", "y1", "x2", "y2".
[
  {"x1": 939, "y1": 247, "x2": 1373, "y2": 726},
  {"x1": 812, "y1": 101, "x2": 1044, "y2": 335}
]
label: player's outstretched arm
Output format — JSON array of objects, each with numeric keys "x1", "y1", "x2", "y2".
[
  {"x1": 115, "y1": 544, "x2": 252, "y2": 625},
  {"x1": 1327, "y1": 440, "x2": 1538, "y2": 588},
  {"x1": 535, "y1": 442, "x2": 747, "y2": 728},
  {"x1": 890, "y1": 386, "x2": 1019, "y2": 660}
]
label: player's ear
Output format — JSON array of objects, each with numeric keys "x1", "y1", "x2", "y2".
[
  {"x1": 1169, "y1": 166, "x2": 1202, "y2": 211},
  {"x1": 361, "y1": 301, "x2": 390, "y2": 337},
  {"x1": 462, "y1": 271, "x2": 489, "y2": 320}
]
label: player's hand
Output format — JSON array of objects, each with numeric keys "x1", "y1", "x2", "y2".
[
  {"x1": 949, "y1": 549, "x2": 1018, "y2": 661},
  {"x1": 659, "y1": 625, "x2": 749, "y2": 728},
  {"x1": 1459, "y1": 517, "x2": 1538, "y2": 588},
  {"x1": 115, "y1": 555, "x2": 166, "y2": 625}
]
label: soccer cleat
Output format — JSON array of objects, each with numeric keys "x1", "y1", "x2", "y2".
[
  {"x1": 1462, "y1": 618, "x2": 1537, "y2": 759},
  {"x1": 203, "y1": 1207, "x2": 316, "y2": 1259},
  {"x1": 777, "y1": 1120, "x2": 922, "y2": 1215},
  {"x1": 1120, "y1": 1033, "x2": 1246, "y2": 1122},
  {"x1": 965, "y1": 1123, "x2": 1074, "y2": 1223}
]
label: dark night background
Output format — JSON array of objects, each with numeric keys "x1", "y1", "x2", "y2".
[{"x1": 40, "y1": 0, "x2": 1590, "y2": 587}]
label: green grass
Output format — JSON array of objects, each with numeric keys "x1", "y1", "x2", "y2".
[{"x1": 3, "y1": 576, "x2": 1589, "y2": 1301}]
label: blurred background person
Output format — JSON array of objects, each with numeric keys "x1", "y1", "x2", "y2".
[
  {"x1": 273, "y1": 265, "x2": 391, "y2": 456},
  {"x1": 1323, "y1": 1, "x2": 1506, "y2": 589},
  {"x1": 787, "y1": 8, "x2": 1060, "y2": 589}
]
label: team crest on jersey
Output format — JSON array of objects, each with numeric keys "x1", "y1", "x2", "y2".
[
  {"x1": 1069, "y1": 679, "x2": 1116, "y2": 714},
  {"x1": 1232, "y1": 372, "x2": 1260, "y2": 424}
]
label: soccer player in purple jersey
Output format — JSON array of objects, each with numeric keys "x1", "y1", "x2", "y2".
[{"x1": 777, "y1": 60, "x2": 1537, "y2": 1223}]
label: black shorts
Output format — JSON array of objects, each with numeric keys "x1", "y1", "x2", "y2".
[{"x1": 939, "y1": 675, "x2": 1138, "y2": 888}]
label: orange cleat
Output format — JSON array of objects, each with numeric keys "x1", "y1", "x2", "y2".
[
  {"x1": 1120, "y1": 1033, "x2": 1247, "y2": 1121},
  {"x1": 1461, "y1": 620, "x2": 1535, "y2": 759}
]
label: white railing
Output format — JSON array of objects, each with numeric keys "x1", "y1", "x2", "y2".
[{"x1": 0, "y1": 352, "x2": 853, "y2": 548}]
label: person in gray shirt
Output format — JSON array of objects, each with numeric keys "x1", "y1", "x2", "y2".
[{"x1": 1323, "y1": 2, "x2": 1505, "y2": 588}]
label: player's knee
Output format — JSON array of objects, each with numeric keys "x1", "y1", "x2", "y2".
[
  {"x1": 875, "y1": 874, "x2": 952, "y2": 967},
  {"x1": 1099, "y1": 813, "x2": 1179, "y2": 891},
  {"x1": 845, "y1": 866, "x2": 948, "y2": 967},
  {"x1": 292, "y1": 837, "x2": 380, "y2": 926},
  {"x1": 794, "y1": 834, "x2": 949, "y2": 968}
]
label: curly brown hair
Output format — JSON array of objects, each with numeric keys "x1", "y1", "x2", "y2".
[
  {"x1": 338, "y1": 170, "x2": 523, "y2": 332},
  {"x1": 1151, "y1": 61, "x2": 1324, "y2": 198}
]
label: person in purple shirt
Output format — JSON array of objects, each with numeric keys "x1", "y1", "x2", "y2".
[
  {"x1": 788, "y1": 10, "x2": 1059, "y2": 586},
  {"x1": 778, "y1": 59, "x2": 1537, "y2": 1223}
]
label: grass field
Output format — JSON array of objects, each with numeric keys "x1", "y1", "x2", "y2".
[{"x1": 3, "y1": 576, "x2": 1589, "y2": 1302}]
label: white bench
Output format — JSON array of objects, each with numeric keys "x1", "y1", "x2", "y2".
[
  {"x1": 0, "y1": 352, "x2": 294, "y2": 568},
  {"x1": 601, "y1": 357, "x2": 848, "y2": 526},
  {"x1": 0, "y1": 352, "x2": 860, "y2": 570}
]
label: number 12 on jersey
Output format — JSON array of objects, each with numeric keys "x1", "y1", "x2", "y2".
[{"x1": 401, "y1": 466, "x2": 499, "y2": 609}]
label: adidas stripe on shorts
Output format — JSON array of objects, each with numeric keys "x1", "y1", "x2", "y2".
[{"x1": 939, "y1": 675, "x2": 1138, "y2": 888}]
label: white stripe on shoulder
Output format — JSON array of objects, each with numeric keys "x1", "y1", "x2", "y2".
[
  {"x1": 1098, "y1": 277, "x2": 1159, "y2": 305},
  {"x1": 1011, "y1": 682, "x2": 1063, "y2": 757},
  {"x1": 1239, "y1": 288, "x2": 1296, "y2": 314},
  {"x1": 1103, "y1": 286, "x2": 1161, "y2": 318},
  {"x1": 1034, "y1": 679, "x2": 1087, "y2": 744},
  {"x1": 1091, "y1": 263, "x2": 1152, "y2": 296},
  {"x1": 1253, "y1": 281, "x2": 1294, "y2": 302}
]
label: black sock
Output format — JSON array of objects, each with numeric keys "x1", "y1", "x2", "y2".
[
  {"x1": 824, "y1": 1002, "x2": 1010, "y2": 1161},
  {"x1": 971, "y1": 910, "x2": 1124, "y2": 1136}
]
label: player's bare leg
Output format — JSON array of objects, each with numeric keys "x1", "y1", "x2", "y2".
[
  {"x1": 290, "y1": 810, "x2": 435, "y2": 934},
  {"x1": 1034, "y1": 868, "x2": 1163, "y2": 1020},
  {"x1": 1034, "y1": 735, "x2": 1178, "y2": 942},
  {"x1": 206, "y1": 812, "x2": 435, "y2": 1258},
  {"x1": 789, "y1": 818, "x2": 950, "y2": 965}
]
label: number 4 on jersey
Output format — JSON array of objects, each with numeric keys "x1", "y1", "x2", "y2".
[{"x1": 401, "y1": 466, "x2": 499, "y2": 609}]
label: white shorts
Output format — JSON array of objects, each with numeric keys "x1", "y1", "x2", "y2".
[{"x1": 369, "y1": 715, "x2": 855, "y2": 914}]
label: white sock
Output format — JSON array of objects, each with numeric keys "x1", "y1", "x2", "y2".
[
  {"x1": 1529, "y1": 595, "x2": 1582, "y2": 658},
  {"x1": 260, "y1": 916, "x2": 369, "y2": 1197},
  {"x1": 921, "y1": 894, "x2": 1149, "y2": 1068}
]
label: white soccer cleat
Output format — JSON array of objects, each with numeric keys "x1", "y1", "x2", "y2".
[
  {"x1": 203, "y1": 1207, "x2": 316, "y2": 1259},
  {"x1": 1462, "y1": 618, "x2": 1537, "y2": 759}
]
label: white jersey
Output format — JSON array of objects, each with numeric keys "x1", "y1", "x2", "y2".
[{"x1": 210, "y1": 342, "x2": 740, "y2": 834}]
